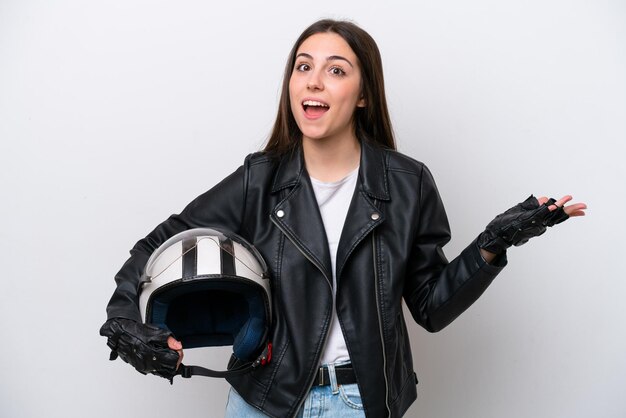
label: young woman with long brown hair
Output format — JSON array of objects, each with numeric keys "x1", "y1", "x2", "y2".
[{"x1": 100, "y1": 19, "x2": 586, "y2": 417}]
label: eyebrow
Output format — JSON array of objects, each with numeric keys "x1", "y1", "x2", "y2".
[{"x1": 295, "y1": 52, "x2": 354, "y2": 68}]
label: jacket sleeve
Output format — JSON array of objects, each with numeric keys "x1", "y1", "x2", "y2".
[
  {"x1": 105, "y1": 156, "x2": 251, "y2": 322},
  {"x1": 403, "y1": 165, "x2": 507, "y2": 332}
]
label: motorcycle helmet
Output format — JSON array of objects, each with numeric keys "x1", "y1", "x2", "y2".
[{"x1": 138, "y1": 227, "x2": 272, "y2": 378}]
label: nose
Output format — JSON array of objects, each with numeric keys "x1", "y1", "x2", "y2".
[{"x1": 307, "y1": 69, "x2": 324, "y2": 91}]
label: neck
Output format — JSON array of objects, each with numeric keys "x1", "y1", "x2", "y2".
[{"x1": 302, "y1": 133, "x2": 361, "y2": 182}]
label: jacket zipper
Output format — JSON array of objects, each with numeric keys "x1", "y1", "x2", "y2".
[
  {"x1": 270, "y1": 216, "x2": 334, "y2": 417},
  {"x1": 373, "y1": 231, "x2": 392, "y2": 417}
]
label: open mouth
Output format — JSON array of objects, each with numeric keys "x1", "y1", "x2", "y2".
[{"x1": 302, "y1": 100, "x2": 330, "y2": 117}]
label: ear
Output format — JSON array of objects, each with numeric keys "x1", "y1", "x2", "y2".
[{"x1": 356, "y1": 95, "x2": 366, "y2": 108}]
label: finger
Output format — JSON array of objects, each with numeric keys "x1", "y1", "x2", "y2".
[
  {"x1": 564, "y1": 203, "x2": 587, "y2": 216},
  {"x1": 176, "y1": 348, "x2": 184, "y2": 369},
  {"x1": 549, "y1": 195, "x2": 573, "y2": 211},
  {"x1": 167, "y1": 336, "x2": 184, "y2": 369},
  {"x1": 537, "y1": 196, "x2": 549, "y2": 205},
  {"x1": 167, "y1": 336, "x2": 182, "y2": 350}
]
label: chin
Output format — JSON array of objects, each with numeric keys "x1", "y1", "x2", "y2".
[{"x1": 299, "y1": 127, "x2": 330, "y2": 142}]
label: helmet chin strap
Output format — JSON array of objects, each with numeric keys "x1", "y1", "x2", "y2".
[{"x1": 176, "y1": 343, "x2": 272, "y2": 380}]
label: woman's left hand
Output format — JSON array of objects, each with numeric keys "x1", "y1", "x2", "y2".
[
  {"x1": 536, "y1": 195, "x2": 587, "y2": 217},
  {"x1": 477, "y1": 194, "x2": 588, "y2": 262}
]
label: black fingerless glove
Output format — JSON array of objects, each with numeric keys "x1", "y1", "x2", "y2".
[
  {"x1": 477, "y1": 195, "x2": 569, "y2": 255},
  {"x1": 99, "y1": 318, "x2": 180, "y2": 382}
]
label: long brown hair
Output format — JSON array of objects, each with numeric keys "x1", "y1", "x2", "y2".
[{"x1": 263, "y1": 19, "x2": 396, "y2": 155}]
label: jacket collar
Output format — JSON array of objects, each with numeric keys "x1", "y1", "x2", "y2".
[
  {"x1": 271, "y1": 138, "x2": 390, "y2": 201},
  {"x1": 269, "y1": 138, "x2": 390, "y2": 284}
]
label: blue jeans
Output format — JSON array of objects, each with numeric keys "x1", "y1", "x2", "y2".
[{"x1": 225, "y1": 362, "x2": 365, "y2": 418}]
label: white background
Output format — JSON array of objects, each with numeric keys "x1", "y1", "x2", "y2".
[{"x1": 1, "y1": 1, "x2": 624, "y2": 417}]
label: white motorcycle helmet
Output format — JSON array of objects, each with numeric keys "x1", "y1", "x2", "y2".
[{"x1": 138, "y1": 227, "x2": 272, "y2": 378}]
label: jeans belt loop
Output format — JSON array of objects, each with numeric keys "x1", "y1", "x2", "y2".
[{"x1": 327, "y1": 363, "x2": 339, "y2": 394}]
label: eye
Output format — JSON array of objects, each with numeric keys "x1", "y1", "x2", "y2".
[
  {"x1": 329, "y1": 66, "x2": 346, "y2": 76},
  {"x1": 295, "y1": 63, "x2": 311, "y2": 72}
]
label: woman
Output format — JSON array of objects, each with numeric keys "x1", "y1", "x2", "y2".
[{"x1": 100, "y1": 19, "x2": 586, "y2": 418}]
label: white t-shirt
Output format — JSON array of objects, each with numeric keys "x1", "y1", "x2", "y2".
[{"x1": 309, "y1": 166, "x2": 359, "y2": 365}]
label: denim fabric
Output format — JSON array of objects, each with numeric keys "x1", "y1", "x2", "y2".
[
  {"x1": 295, "y1": 383, "x2": 365, "y2": 418},
  {"x1": 224, "y1": 362, "x2": 365, "y2": 418},
  {"x1": 224, "y1": 387, "x2": 269, "y2": 417}
]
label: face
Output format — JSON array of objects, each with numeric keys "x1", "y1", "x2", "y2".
[{"x1": 289, "y1": 32, "x2": 365, "y2": 144}]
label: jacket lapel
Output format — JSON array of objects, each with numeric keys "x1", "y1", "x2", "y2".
[
  {"x1": 335, "y1": 139, "x2": 390, "y2": 280},
  {"x1": 270, "y1": 146, "x2": 333, "y2": 284}
]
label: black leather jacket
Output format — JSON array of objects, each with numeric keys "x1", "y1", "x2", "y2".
[{"x1": 105, "y1": 139, "x2": 506, "y2": 417}]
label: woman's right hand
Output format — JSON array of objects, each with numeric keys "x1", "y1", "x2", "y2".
[{"x1": 99, "y1": 318, "x2": 182, "y2": 381}]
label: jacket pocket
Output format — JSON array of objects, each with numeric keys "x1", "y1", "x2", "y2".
[{"x1": 388, "y1": 312, "x2": 413, "y2": 402}]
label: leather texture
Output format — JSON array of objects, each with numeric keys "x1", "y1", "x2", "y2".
[
  {"x1": 104, "y1": 138, "x2": 507, "y2": 417},
  {"x1": 477, "y1": 195, "x2": 570, "y2": 254},
  {"x1": 99, "y1": 318, "x2": 179, "y2": 382}
]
